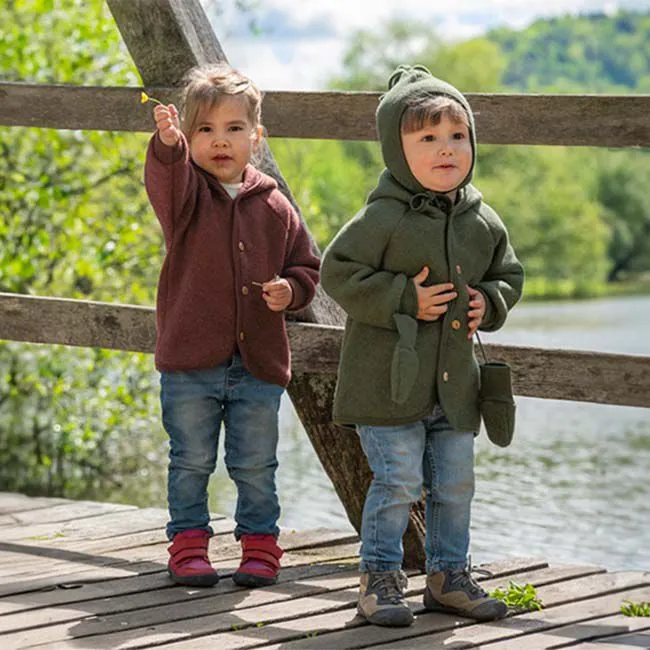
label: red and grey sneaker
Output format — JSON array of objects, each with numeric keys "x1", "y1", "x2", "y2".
[
  {"x1": 232, "y1": 533, "x2": 283, "y2": 587},
  {"x1": 167, "y1": 529, "x2": 220, "y2": 587}
]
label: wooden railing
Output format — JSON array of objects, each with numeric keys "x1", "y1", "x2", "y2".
[
  {"x1": 0, "y1": 293, "x2": 648, "y2": 409},
  {"x1": 2, "y1": 82, "x2": 650, "y2": 148}
]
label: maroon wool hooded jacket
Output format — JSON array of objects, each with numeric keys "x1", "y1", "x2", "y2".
[{"x1": 144, "y1": 133, "x2": 320, "y2": 387}]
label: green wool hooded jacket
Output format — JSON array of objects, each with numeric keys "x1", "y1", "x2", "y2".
[{"x1": 321, "y1": 65, "x2": 524, "y2": 431}]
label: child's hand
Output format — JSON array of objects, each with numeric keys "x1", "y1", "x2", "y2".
[
  {"x1": 154, "y1": 104, "x2": 181, "y2": 146},
  {"x1": 262, "y1": 276, "x2": 293, "y2": 312},
  {"x1": 467, "y1": 285, "x2": 486, "y2": 338},
  {"x1": 413, "y1": 267, "x2": 457, "y2": 322}
]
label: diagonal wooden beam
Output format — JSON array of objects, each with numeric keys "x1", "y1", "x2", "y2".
[
  {"x1": 107, "y1": 0, "x2": 227, "y2": 86},
  {"x1": 104, "y1": 0, "x2": 426, "y2": 565}
]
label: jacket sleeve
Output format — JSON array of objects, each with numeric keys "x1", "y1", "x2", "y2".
[
  {"x1": 476, "y1": 220, "x2": 524, "y2": 332},
  {"x1": 144, "y1": 132, "x2": 197, "y2": 249},
  {"x1": 321, "y1": 208, "x2": 418, "y2": 329},
  {"x1": 282, "y1": 207, "x2": 321, "y2": 312}
]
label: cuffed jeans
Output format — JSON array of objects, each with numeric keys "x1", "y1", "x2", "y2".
[
  {"x1": 160, "y1": 355, "x2": 283, "y2": 541},
  {"x1": 357, "y1": 405, "x2": 475, "y2": 574}
]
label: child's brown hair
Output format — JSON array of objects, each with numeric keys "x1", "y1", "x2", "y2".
[
  {"x1": 400, "y1": 95, "x2": 469, "y2": 134},
  {"x1": 181, "y1": 64, "x2": 263, "y2": 139}
]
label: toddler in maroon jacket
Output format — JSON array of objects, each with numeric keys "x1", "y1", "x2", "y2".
[{"x1": 144, "y1": 63, "x2": 319, "y2": 588}]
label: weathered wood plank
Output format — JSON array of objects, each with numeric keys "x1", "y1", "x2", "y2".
[
  {"x1": 2, "y1": 82, "x2": 650, "y2": 148},
  {"x1": 0, "y1": 506, "x2": 173, "y2": 543},
  {"x1": 556, "y1": 629, "x2": 650, "y2": 650},
  {"x1": 1, "y1": 293, "x2": 649, "y2": 408},
  {"x1": 0, "y1": 493, "x2": 70, "y2": 515},
  {"x1": 485, "y1": 613, "x2": 650, "y2": 649},
  {"x1": 1, "y1": 558, "x2": 547, "y2": 649},
  {"x1": 0, "y1": 500, "x2": 134, "y2": 527}
]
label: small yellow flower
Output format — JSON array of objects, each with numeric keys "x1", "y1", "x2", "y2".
[{"x1": 140, "y1": 91, "x2": 162, "y2": 105}]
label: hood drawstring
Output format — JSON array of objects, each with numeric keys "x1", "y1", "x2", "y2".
[{"x1": 409, "y1": 192, "x2": 453, "y2": 215}]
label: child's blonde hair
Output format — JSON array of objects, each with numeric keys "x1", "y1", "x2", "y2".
[
  {"x1": 181, "y1": 64, "x2": 263, "y2": 139},
  {"x1": 400, "y1": 95, "x2": 469, "y2": 134}
]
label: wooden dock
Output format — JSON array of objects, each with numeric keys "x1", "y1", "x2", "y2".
[{"x1": 0, "y1": 494, "x2": 648, "y2": 649}]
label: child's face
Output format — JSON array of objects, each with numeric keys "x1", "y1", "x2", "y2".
[
  {"x1": 400, "y1": 114, "x2": 472, "y2": 195},
  {"x1": 189, "y1": 95, "x2": 262, "y2": 184}
]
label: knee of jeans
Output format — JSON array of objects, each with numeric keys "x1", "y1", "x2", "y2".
[
  {"x1": 170, "y1": 443, "x2": 217, "y2": 474},
  {"x1": 442, "y1": 472, "x2": 475, "y2": 504},
  {"x1": 226, "y1": 455, "x2": 278, "y2": 481},
  {"x1": 376, "y1": 473, "x2": 422, "y2": 504}
]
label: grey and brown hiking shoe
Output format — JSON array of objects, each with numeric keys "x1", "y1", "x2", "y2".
[
  {"x1": 424, "y1": 568, "x2": 508, "y2": 621},
  {"x1": 357, "y1": 570, "x2": 414, "y2": 627}
]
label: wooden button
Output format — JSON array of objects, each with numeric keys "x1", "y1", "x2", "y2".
[
  {"x1": 451, "y1": 319, "x2": 461, "y2": 330},
  {"x1": 456, "y1": 264, "x2": 462, "y2": 274},
  {"x1": 442, "y1": 371, "x2": 449, "y2": 382},
  {"x1": 242, "y1": 286, "x2": 249, "y2": 295},
  {"x1": 239, "y1": 331, "x2": 245, "y2": 341},
  {"x1": 238, "y1": 241, "x2": 245, "y2": 251}
]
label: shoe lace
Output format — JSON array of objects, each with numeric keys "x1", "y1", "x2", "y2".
[
  {"x1": 447, "y1": 560, "x2": 489, "y2": 598},
  {"x1": 372, "y1": 571, "x2": 407, "y2": 604}
]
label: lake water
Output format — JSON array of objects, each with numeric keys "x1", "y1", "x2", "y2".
[{"x1": 203, "y1": 296, "x2": 650, "y2": 572}]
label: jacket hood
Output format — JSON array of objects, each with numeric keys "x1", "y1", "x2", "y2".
[{"x1": 376, "y1": 64, "x2": 477, "y2": 195}]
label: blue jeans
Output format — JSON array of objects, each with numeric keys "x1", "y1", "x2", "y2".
[
  {"x1": 160, "y1": 355, "x2": 283, "y2": 541},
  {"x1": 357, "y1": 405, "x2": 475, "y2": 574}
]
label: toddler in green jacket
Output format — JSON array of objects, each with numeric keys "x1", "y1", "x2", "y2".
[{"x1": 321, "y1": 65, "x2": 524, "y2": 627}]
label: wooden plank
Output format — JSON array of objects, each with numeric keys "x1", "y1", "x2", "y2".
[
  {"x1": 556, "y1": 629, "x2": 650, "y2": 650},
  {"x1": 1, "y1": 293, "x2": 649, "y2": 408},
  {"x1": 485, "y1": 613, "x2": 650, "y2": 649},
  {"x1": 0, "y1": 506, "x2": 175, "y2": 543},
  {"x1": 0, "y1": 500, "x2": 134, "y2": 527},
  {"x1": 2, "y1": 83, "x2": 650, "y2": 148},
  {"x1": 0, "y1": 558, "x2": 546, "y2": 649},
  {"x1": 0, "y1": 493, "x2": 70, "y2": 515}
]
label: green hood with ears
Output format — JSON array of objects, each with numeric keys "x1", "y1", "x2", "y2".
[{"x1": 376, "y1": 64, "x2": 477, "y2": 194}]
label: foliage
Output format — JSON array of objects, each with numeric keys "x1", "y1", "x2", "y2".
[
  {"x1": 489, "y1": 11, "x2": 650, "y2": 92},
  {"x1": 621, "y1": 600, "x2": 650, "y2": 617},
  {"x1": 0, "y1": 0, "x2": 165, "y2": 500},
  {"x1": 490, "y1": 581, "x2": 543, "y2": 611},
  {"x1": 270, "y1": 139, "x2": 378, "y2": 251},
  {"x1": 594, "y1": 151, "x2": 650, "y2": 281}
]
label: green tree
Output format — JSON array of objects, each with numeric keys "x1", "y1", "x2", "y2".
[
  {"x1": 595, "y1": 151, "x2": 650, "y2": 281},
  {"x1": 0, "y1": 0, "x2": 165, "y2": 501}
]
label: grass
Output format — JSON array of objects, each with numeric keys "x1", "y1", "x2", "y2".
[
  {"x1": 621, "y1": 600, "x2": 650, "y2": 617},
  {"x1": 490, "y1": 581, "x2": 543, "y2": 611}
]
